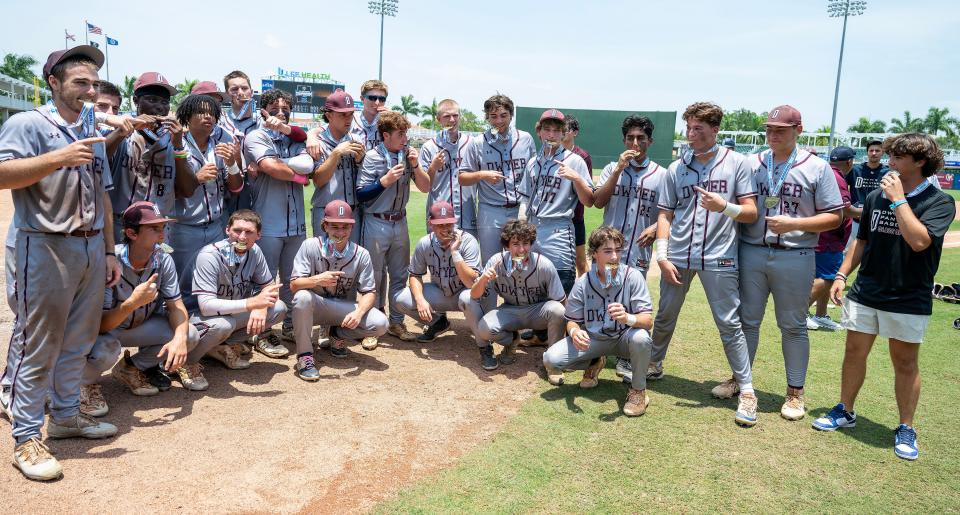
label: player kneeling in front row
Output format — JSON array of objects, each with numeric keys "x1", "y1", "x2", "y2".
[
  {"x1": 187, "y1": 210, "x2": 286, "y2": 370},
  {"x1": 396, "y1": 202, "x2": 482, "y2": 343},
  {"x1": 82, "y1": 202, "x2": 201, "y2": 417},
  {"x1": 468, "y1": 220, "x2": 566, "y2": 370},
  {"x1": 289, "y1": 201, "x2": 387, "y2": 381}
]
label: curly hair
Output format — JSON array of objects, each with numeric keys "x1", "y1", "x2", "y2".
[
  {"x1": 483, "y1": 94, "x2": 515, "y2": 117},
  {"x1": 259, "y1": 89, "x2": 293, "y2": 111},
  {"x1": 683, "y1": 102, "x2": 724, "y2": 128},
  {"x1": 176, "y1": 94, "x2": 222, "y2": 125},
  {"x1": 883, "y1": 133, "x2": 945, "y2": 177},
  {"x1": 378, "y1": 111, "x2": 410, "y2": 134},
  {"x1": 588, "y1": 226, "x2": 625, "y2": 255},
  {"x1": 500, "y1": 219, "x2": 537, "y2": 248}
]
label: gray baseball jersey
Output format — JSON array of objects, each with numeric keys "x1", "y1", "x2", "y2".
[
  {"x1": 310, "y1": 129, "x2": 364, "y2": 210},
  {"x1": 565, "y1": 265, "x2": 652, "y2": 338},
  {"x1": 357, "y1": 145, "x2": 412, "y2": 214},
  {"x1": 419, "y1": 134, "x2": 477, "y2": 231},
  {"x1": 479, "y1": 251, "x2": 566, "y2": 306},
  {"x1": 350, "y1": 112, "x2": 382, "y2": 150},
  {"x1": 0, "y1": 105, "x2": 113, "y2": 233},
  {"x1": 104, "y1": 244, "x2": 181, "y2": 330},
  {"x1": 740, "y1": 149, "x2": 846, "y2": 248},
  {"x1": 110, "y1": 130, "x2": 176, "y2": 217},
  {"x1": 219, "y1": 107, "x2": 262, "y2": 139},
  {"x1": 409, "y1": 231, "x2": 481, "y2": 297},
  {"x1": 290, "y1": 237, "x2": 376, "y2": 300},
  {"x1": 243, "y1": 128, "x2": 307, "y2": 237},
  {"x1": 658, "y1": 148, "x2": 756, "y2": 271},
  {"x1": 186, "y1": 238, "x2": 273, "y2": 315},
  {"x1": 459, "y1": 128, "x2": 536, "y2": 207},
  {"x1": 524, "y1": 147, "x2": 593, "y2": 221},
  {"x1": 174, "y1": 130, "x2": 235, "y2": 226},
  {"x1": 599, "y1": 160, "x2": 666, "y2": 270}
]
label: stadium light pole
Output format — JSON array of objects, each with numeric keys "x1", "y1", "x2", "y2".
[
  {"x1": 827, "y1": 0, "x2": 867, "y2": 152},
  {"x1": 369, "y1": 0, "x2": 398, "y2": 81}
]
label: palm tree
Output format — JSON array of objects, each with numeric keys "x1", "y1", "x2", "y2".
[
  {"x1": 421, "y1": 98, "x2": 439, "y2": 123},
  {"x1": 391, "y1": 94, "x2": 422, "y2": 119},
  {"x1": 0, "y1": 53, "x2": 39, "y2": 83},
  {"x1": 847, "y1": 117, "x2": 886, "y2": 133},
  {"x1": 889, "y1": 110, "x2": 925, "y2": 133},
  {"x1": 121, "y1": 75, "x2": 137, "y2": 111},
  {"x1": 171, "y1": 78, "x2": 199, "y2": 110},
  {"x1": 923, "y1": 107, "x2": 959, "y2": 137}
]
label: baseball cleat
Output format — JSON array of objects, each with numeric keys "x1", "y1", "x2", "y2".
[
  {"x1": 814, "y1": 315, "x2": 842, "y2": 332},
  {"x1": 646, "y1": 361, "x2": 664, "y2": 381},
  {"x1": 812, "y1": 403, "x2": 857, "y2": 431},
  {"x1": 417, "y1": 316, "x2": 451, "y2": 343},
  {"x1": 360, "y1": 336, "x2": 379, "y2": 351},
  {"x1": 623, "y1": 388, "x2": 650, "y2": 417},
  {"x1": 111, "y1": 352, "x2": 160, "y2": 396},
  {"x1": 13, "y1": 437, "x2": 62, "y2": 481},
  {"x1": 615, "y1": 358, "x2": 632, "y2": 378},
  {"x1": 735, "y1": 392, "x2": 758, "y2": 427},
  {"x1": 499, "y1": 341, "x2": 518, "y2": 365},
  {"x1": 579, "y1": 357, "x2": 605, "y2": 389},
  {"x1": 806, "y1": 315, "x2": 821, "y2": 331},
  {"x1": 479, "y1": 345, "x2": 499, "y2": 371},
  {"x1": 387, "y1": 323, "x2": 416, "y2": 342},
  {"x1": 315, "y1": 326, "x2": 330, "y2": 349},
  {"x1": 253, "y1": 332, "x2": 290, "y2": 359},
  {"x1": 47, "y1": 413, "x2": 118, "y2": 439},
  {"x1": 79, "y1": 384, "x2": 108, "y2": 417},
  {"x1": 206, "y1": 344, "x2": 251, "y2": 370},
  {"x1": 295, "y1": 355, "x2": 321, "y2": 382},
  {"x1": 544, "y1": 364, "x2": 564, "y2": 386},
  {"x1": 174, "y1": 363, "x2": 209, "y2": 391},
  {"x1": 711, "y1": 377, "x2": 740, "y2": 399},
  {"x1": 330, "y1": 330, "x2": 351, "y2": 359},
  {"x1": 143, "y1": 366, "x2": 172, "y2": 392},
  {"x1": 780, "y1": 387, "x2": 806, "y2": 421}
]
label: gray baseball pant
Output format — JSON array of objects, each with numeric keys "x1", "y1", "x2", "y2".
[
  {"x1": 651, "y1": 268, "x2": 753, "y2": 387},
  {"x1": 258, "y1": 235, "x2": 305, "y2": 329},
  {"x1": 290, "y1": 290, "x2": 387, "y2": 354},
  {"x1": 531, "y1": 218, "x2": 576, "y2": 273},
  {"x1": 739, "y1": 244, "x2": 814, "y2": 388},
  {"x1": 169, "y1": 219, "x2": 226, "y2": 276},
  {"x1": 311, "y1": 207, "x2": 363, "y2": 244},
  {"x1": 361, "y1": 216, "x2": 409, "y2": 324},
  {"x1": 395, "y1": 285, "x2": 478, "y2": 330},
  {"x1": 7, "y1": 232, "x2": 105, "y2": 444},
  {"x1": 476, "y1": 204, "x2": 520, "y2": 266},
  {"x1": 190, "y1": 301, "x2": 288, "y2": 353},
  {"x1": 544, "y1": 328, "x2": 653, "y2": 389},
  {"x1": 82, "y1": 315, "x2": 201, "y2": 384},
  {"x1": 474, "y1": 301, "x2": 565, "y2": 348},
  {"x1": 1, "y1": 239, "x2": 16, "y2": 391}
]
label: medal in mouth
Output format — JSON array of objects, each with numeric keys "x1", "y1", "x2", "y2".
[{"x1": 233, "y1": 241, "x2": 248, "y2": 252}]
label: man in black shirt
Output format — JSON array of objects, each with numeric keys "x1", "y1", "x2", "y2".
[{"x1": 812, "y1": 133, "x2": 955, "y2": 462}]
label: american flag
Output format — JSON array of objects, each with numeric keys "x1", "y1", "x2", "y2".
[
  {"x1": 87, "y1": 22, "x2": 102, "y2": 35},
  {"x1": 64, "y1": 29, "x2": 76, "y2": 41}
]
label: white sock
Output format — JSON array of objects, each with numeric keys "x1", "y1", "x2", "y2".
[{"x1": 739, "y1": 382, "x2": 754, "y2": 395}]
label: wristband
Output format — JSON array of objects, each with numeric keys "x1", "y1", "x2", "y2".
[
  {"x1": 227, "y1": 163, "x2": 241, "y2": 176},
  {"x1": 890, "y1": 199, "x2": 907, "y2": 210},
  {"x1": 173, "y1": 146, "x2": 186, "y2": 153},
  {"x1": 655, "y1": 238, "x2": 669, "y2": 262},
  {"x1": 451, "y1": 251, "x2": 464, "y2": 264},
  {"x1": 105, "y1": 251, "x2": 116, "y2": 257},
  {"x1": 834, "y1": 272, "x2": 847, "y2": 282},
  {"x1": 721, "y1": 200, "x2": 743, "y2": 219},
  {"x1": 625, "y1": 314, "x2": 637, "y2": 327},
  {"x1": 568, "y1": 326, "x2": 578, "y2": 337}
]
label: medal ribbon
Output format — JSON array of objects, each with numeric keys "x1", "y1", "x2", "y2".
[{"x1": 765, "y1": 147, "x2": 798, "y2": 200}]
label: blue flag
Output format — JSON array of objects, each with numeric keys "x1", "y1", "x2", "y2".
[{"x1": 106, "y1": 36, "x2": 119, "y2": 46}]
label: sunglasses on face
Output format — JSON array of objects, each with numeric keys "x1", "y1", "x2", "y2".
[{"x1": 364, "y1": 95, "x2": 387, "y2": 103}]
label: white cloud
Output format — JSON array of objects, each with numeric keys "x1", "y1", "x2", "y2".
[{"x1": 263, "y1": 33, "x2": 284, "y2": 50}]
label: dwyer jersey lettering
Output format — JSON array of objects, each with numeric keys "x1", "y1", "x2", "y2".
[
  {"x1": 187, "y1": 239, "x2": 273, "y2": 314},
  {"x1": 480, "y1": 251, "x2": 566, "y2": 306},
  {"x1": 311, "y1": 130, "x2": 364, "y2": 210},
  {"x1": 111, "y1": 130, "x2": 177, "y2": 218},
  {"x1": 658, "y1": 148, "x2": 756, "y2": 271},
  {"x1": 524, "y1": 146, "x2": 593, "y2": 221},
  {"x1": 409, "y1": 231, "x2": 482, "y2": 296},
  {"x1": 459, "y1": 127, "x2": 536, "y2": 207},
  {"x1": 351, "y1": 112, "x2": 382, "y2": 150},
  {"x1": 290, "y1": 238, "x2": 376, "y2": 300},
  {"x1": 243, "y1": 129, "x2": 308, "y2": 237},
  {"x1": 420, "y1": 134, "x2": 476, "y2": 231},
  {"x1": 175, "y1": 129, "x2": 236, "y2": 226},
  {"x1": 741, "y1": 149, "x2": 846, "y2": 248},
  {"x1": 0, "y1": 105, "x2": 113, "y2": 233},
  {"x1": 599, "y1": 160, "x2": 665, "y2": 270},
  {"x1": 104, "y1": 244, "x2": 181, "y2": 330},
  {"x1": 565, "y1": 265, "x2": 653, "y2": 338},
  {"x1": 357, "y1": 145, "x2": 412, "y2": 214}
]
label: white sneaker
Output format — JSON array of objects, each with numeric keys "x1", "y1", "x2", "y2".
[
  {"x1": 13, "y1": 437, "x2": 62, "y2": 481},
  {"x1": 47, "y1": 413, "x2": 118, "y2": 440},
  {"x1": 781, "y1": 388, "x2": 806, "y2": 421},
  {"x1": 815, "y1": 315, "x2": 842, "y2": 332},
  {"x1": 806, "y1": 316, "x2": 821, "y2": 331}
]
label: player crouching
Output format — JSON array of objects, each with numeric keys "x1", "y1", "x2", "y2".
[
  {"x1": 395, "y1": 202, "x2": 482, "y2": 343},
  {"x1": 289, "y1": 201, "x2": 387, "y2": 380},
  {"x1": 468, "y1": 220, "x2": 566, "y2": 370},
  {"x1": 543, "y1": 227, "x2": 654, "y2": 416}
]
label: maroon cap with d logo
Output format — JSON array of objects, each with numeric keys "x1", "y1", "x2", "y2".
[
  {"x1": 323, "y1": 200, "x2": 355, "y2": 224},
  {"x1": 428, "y1": 202, "x2": 457, "y2": 225}
]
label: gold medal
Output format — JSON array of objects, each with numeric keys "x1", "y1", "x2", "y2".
[{"x1": 764, "y1": 196, "x2": 779, "y2": 209}]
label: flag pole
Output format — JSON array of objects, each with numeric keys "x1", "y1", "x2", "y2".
[
  {"x1": 104, "y1": 35, "x2": 110, "y2": 81},
  {"x1": 64, "y1": 31, "x2": 68, "y2": 49},
  {"x1": 84, "y1": 20, "x2": 89, "y2": 44}
]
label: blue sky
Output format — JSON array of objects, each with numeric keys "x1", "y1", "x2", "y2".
[{"x1": 3, "y1": 0, "x2": 958, "y2": 132}]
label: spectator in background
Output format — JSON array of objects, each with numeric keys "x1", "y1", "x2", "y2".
[
  {"x1": 844, "y1": 139, "x2": 887, "y2": 249},
  {"x1": 722, "y1": 137, "x2": 736, "y2": 151},
  {"x1": 561, "y1": 114, "x2": 592, "y2": 277}
]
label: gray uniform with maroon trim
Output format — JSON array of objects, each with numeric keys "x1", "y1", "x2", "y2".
[
  {"x1": 219, "y1": 108, "x2": 263, "y2": 214},
  {"x1": 598, "y1": 160, "x2": 666, "y2": 273},
  {"x1": 420, "y1": 134, "x2": 477, "y2": 235},
  {"x1": 309, "y1": 129, "x2": 364, "y2": 242},
  {"x1": 459, "y1": 128, "x2": 536, "y2": 265},
  {"x1": 650, "y1": 148, "x2": 756, "y2": 387},
  {"x1": 466, "y1": 251, "x2": 566, "y2": 348},
  {"x1": 739, "y1": 149, "x2": 845, "y2": 388},
  {"x1": 350, "y1": 112, "x2": 382, "y2": 150},
  {"x1": 0, "y1": 104, "x2": 113, "y2": 444},
  {"x1": 543, "y1": 265, "x2": 654, "y2": 389},
  {"x1": 109, "y1": 130, "x2": 176, "y2": 243}
]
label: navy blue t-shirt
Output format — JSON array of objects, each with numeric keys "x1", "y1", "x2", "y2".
[{"x1": 845, "y1": 162, "x2": 888, "y2": 208}]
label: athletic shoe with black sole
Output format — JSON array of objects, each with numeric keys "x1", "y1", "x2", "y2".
[{"x1": 417, "y1": 316, "x2": 451, "y2": 343}]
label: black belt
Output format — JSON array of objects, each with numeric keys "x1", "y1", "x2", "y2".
[
  {"x1": 371, "y1": 211, "x2": 405, "y2": 222},
  {"x1": 501, "y1": 202, "x2": 520, "y2": 209},
  {"x1": 62, "y1": 229, "x2": 101, "y2": 238}
]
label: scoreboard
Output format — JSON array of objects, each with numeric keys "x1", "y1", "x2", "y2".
[{"x1": 259, "y1": 79, "x2": 345, "y2": 115}]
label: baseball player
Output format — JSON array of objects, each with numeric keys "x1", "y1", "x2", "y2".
[
  {"x1": 0, "y1": 45, "x2": 122, "y2": 481},
  {"x1": 458, "y1": 94, "x2": 537, "y2": 265},
  {"x1": 467, "y1": 220, "x2": 566, "y2": 371},
  {"x1": 81, "y1": 202, "x2": 202, "y2": 419},
  {"x1": 289, "y1": 201, "x2": 388, "y2": 380},
  {"x1": 524, "y1": 109, "x2": 594, "y2": 294},
  {"x1": 186, "y1": 209, "x2": 287, "y2": 370},
  {"x1": 241, "y1": 88, "x2": 310, "y2": 355},
  {"x1": 649, "y1": 102, "x2": 760, "y2": 427},
  {"x1": 309, "y1": 90, "x2": 366, "y2": 243},
  {"x1": 170, "y1": 94, "x2": 244, "y2": 275},
  {"x1": 593, "y1": 114, "x2": 666, "y2": 381},
  {"x1": 734, "y1": 105, "x2": 844, "y2": 421},
  {"x1": 351, "y1": 80, "x2": 390, "y2": 150},
  {"x1": 356, "y1": 111, "x2": 431, "y2": 347},
  {"x1": 542, "y1": 227, "x2": 654, "y2": 416},
  {"x1": 395, "y1": 202, "x2": 482, "y2": 343},
  {"x1": 419, "y1": 99, "x2": 477, "y2": 237},
  {"x1": 560, "y1": 114, "x2": 592, "y2": 277}
]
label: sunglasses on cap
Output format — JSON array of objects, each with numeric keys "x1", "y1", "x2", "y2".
[{"x1": 364, "y1": 94, "x2": 387, "y2": 102}]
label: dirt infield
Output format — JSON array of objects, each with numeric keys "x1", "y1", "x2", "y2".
[{"x1": 0, "y1": 189, "x2": 541, "y2": 513}]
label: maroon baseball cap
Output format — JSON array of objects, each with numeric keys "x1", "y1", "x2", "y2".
[
  {"x1": 122, "y1": 201, "x2": 175, "y2": 227},
  {"x1": 134, "y1": 72, "x2": 176, "y2": 96},
  {"x1": 191, "y1": 81, "x2": 228, "y2": 102},
  {"x1": 764, "y1": 105, "x2": 802, "y2": 127},
  {"x1": 323, "y1": 200, "x2": 355, "y2": 224},
  {"x1": 324, "y1": 89, "x2": 356, "y2": 113},
  {"x1": 428, "y1": 202, "x2": 457, "y2": 225},
  {"x1": 539, "y1": 109, "x2": 565, "y2": 123},
  {"x1": 43, "y1": 45, "x2": 104, "y2": 78}
]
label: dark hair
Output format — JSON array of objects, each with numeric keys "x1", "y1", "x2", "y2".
[
  {"x1": 565, "y1": 115, "x2": 580, "y2": 133},
  {"x1": 866, "y1": 139, "x2": 883, "y2": 150},
  {"x1": 500, "y1": 220, "x2": 536, "y2": 248},
  {"x1": 483, "y1": 94, "x2": 514, "y2": 116},
  {"x1": 223, "y1": 70, "x2": 251, "y2": 91},
  {"x1": 622, "y1": 115, "x2": 654, "y2": 139},
  {"x1": 683, "y1": 102, "x2": 724, "y2": 128},
  {"x1": 378, "y1": 111, "x2": 410, "y2": 134},
  {"x1": 227, "y1": 209, "x2": 262, "y2": 232},
  {"x1": 259, "y1": 89, "x2": 293, "y2": 110},
  {"x1": 176, "y1": 94, "x2": 222, "y2": 125},
  {"x1": 94, "y1": 80, "x2": 121, "y2": 99},
  {"x1": 47, "y1": 56, "x2": 98, "y2": 87},
  {"x1": 883, "y1": 133, "x2": 945, "y2": 177},
  {"x1": 121, "y1": 224, "x2": 141, "y2": 244},
  {"x1": 535, "y1": 118, "x2": 566, "y2": 133},
  {"x1": 588, "y1": 226, "x2": 625, "y2": 255}
]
